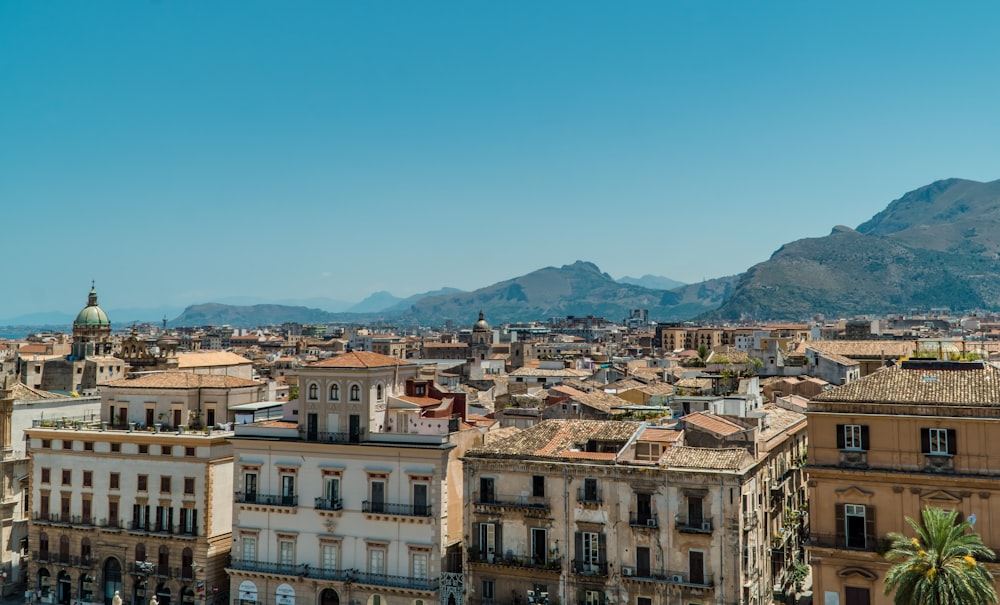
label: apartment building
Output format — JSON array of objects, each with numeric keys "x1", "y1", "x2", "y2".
[
  {"x1": 462, "y1": 411, "x2": 807, "y2": 605},
  {"x1": 806, "y1": 358, "x2": 1000, "y2": 605},
  {"x1": 226, "y1": 352, "x2": 482, "y2": 605},
  {"x1": 24, "y1": 424, "x2": 234, "y2": 605}
]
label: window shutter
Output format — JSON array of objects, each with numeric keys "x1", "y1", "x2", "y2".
[
  {"x1": 921, "y1": 428, "x2": 930, "y2": 454},
  {"x1": 860, "y1": 425, "x2": 870, "y2": 451},
  {"x1": 179, "y1": 509, "x2": 187, "y2": 531},
  {"x1": 836, "y1": 425, "x2": 845, "y2": 449},
  {"x1": 474, "y1": 523, "x2": 481, "y2": 551},
  {"x1": 496, "y1": 523, "x2": 503, "y2": 555},
  {"x1": 191, "y1": 509, "x2": 198, "y2": 534},
  {"x1": 835, "y1": 504, "x2": 845, "y2": 547},
  {"x1": 865, "y1": 506, "x2": 876, "y2": 550},
  {"x1": 574, "y1": 532, "x2": 583, "y2": 567},
  {"x1": 947, "y1": 429, "x2": 957, "y2": 455},
  {"x1": 598, "y1": 533, "x2": 607, "y2": 564}
]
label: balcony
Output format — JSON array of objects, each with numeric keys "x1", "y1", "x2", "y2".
[
  {"x1": 315, "y1": 497, "x2": 344, "y2": 512},
  {"x1": 675, "y1": 515, "x2": 713, "y2": 534},
  {"x1": 629, "y1": 514, "x2": 659, "y2": 529},
  {"x1": 351, "y1": 571, "x2": 438, "y2": 591},
  {"x1": 839, "y1": 449, "x2": 868, "y2": 469},
  {"x1": 619, "y1": 567, "x2": 713, "y2": 587},
  {"x1": 468, "y1": 552, "x2": 562, "y2": 572},
  {"x1": 300, "y1": 430, "x2": 366, "y2": 444},
  {"x1": 924, "y1": 454, "x2": 955, "y2": 473},
  {"x1": 805, "y1": 533, "x2": 881, "y2": 553},
  {"x1": 235, "y1": 491, "x2": 298, "y2": 508},
  {"x1": 571, "y1": 560, "x2": 608, "y2": 576},
  {"x1": 362, "y1": 501, "x2": 432, "y2": 517},
  {"x1": 305, "y1": 567, "x2": 353, "y2": 582},
  {"x1": 473, "y1": 492, "x2": 550, "y2": 513},
  {"x1": 32, "y1": 513, "x2": 107, "y2": 528},
  {"x1": 127, "y1": 522, "x2": 197, "y2": 537},
  {"x1": 228, "y1": 558, "x2": 308, "y2": 577}
]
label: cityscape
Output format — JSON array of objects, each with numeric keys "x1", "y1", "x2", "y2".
[
  {"x1": 1, "y1": 285, "x2": 1000, "y2": 605},
  {"x1": 6, "y1": 3, "x2": 1000, "y2": 605}
]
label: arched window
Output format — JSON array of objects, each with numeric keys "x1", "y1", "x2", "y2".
[
  {"x1": 350, "y1": 385, "x2": 360, "y2": 402},
  {"x1": 308, "y1": 383, "x2": 319, "y2": 400},
  {"x1": 330, "y1": 384, "x2": 340, "y2": 401},
  {"x1": 135, "y1": 543, "x2": 146, "y2": 563},
  {"x1": 80, "y1": 538, "x2": 91, "y2": 564},
  {"x1": 181, "y1": 548, "x2": 194, "y2": 580},
  {"x1": 59, "y1": 535, "x2": 70, "y2": 561},
  {"x1": 376, "y1": 384, "x2": 383, "y2": 401},
  {"x1": 39, "y1": 533, "x2": 49, "y2": 559},
  {"x1": 158, "y1": 545, "x2": 170, "y2": 571}
]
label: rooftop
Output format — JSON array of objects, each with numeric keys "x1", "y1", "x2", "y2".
[
  {"x1": 811, "y1": 360, "x2": 1000, "y2": 406},
  {"x1": 467, "y1": 419, "x2": 640, "y2": 461},
  {"x1": 104, "y1": 372, "x2": 261, "y2": 389},
  {"x1": 308, "y1": 351, "x2": 415, "y2": 369}
]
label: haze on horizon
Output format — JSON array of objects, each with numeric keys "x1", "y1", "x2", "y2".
[{"x1": 2, "y1": 1, "x2": 1000, "y2": 320}]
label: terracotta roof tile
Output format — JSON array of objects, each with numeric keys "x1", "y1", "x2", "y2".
[
  {"x1": 104, "y1": 372, "x2": 261, "y2": 389},
  {"x1": 661, "y1": 446, "x2": 751, "y2": 471},
  {"x1": 681, "y1": 411, "x2": 745, "y2": 437},
  {"x1": 812, "y1": 360, "x2": 1000, "y2": 406},
  {"x1": 468, "y1": 419, "x2": 639, "y2": 460},
  {"x1": 309, "y1": 351, "x2": 415, "y2": 369},
  {"x1": 177, "y1": 351, "x2": 252, "y2": 368}
]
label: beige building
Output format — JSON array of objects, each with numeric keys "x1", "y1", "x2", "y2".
[
  {"x1": 806, "y1": 358, "x2": 1000, "y2": 605},
  {"x1": 462, "y1": 410, "x2": 807, "y2": 605},
  {"x1": 227, "y1": 351, "x2": 482, "y2": 605},
  {"x1": 24, "y1": 423, "x2": 234, "y2": 605},
  {"x1": 100, "y1": 372, "x2": 265, "y2": 429}
]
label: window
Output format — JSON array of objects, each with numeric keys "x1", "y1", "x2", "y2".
[
  {"x1": 40, "y1": 493, "x2": 50, "y2": 518},
  {"x1": 109, "y1": 473, "x2": 120, "y2": 490},
  {"x1": 133, "y1": 504, "x2": 150, "y2": 529},
  {"x1": 412, "y1": 483, "x2": 429, "y2": 516},
  {"x1": 138, "y1": 475, "x2": 148, "y2": 491},
  {"x1": 922, "y1": 428, "x2": 956, "y2": 456},
  {"x1": 584, "y1": 591, "x2": 602, "y2": 605},
  {"x1": 479, "y1": 477, "x2": 495, "y2": 503},
  {"x1": 62, "y1": 470, "x2": 72, "y2": 485},
  {"x1": 84, "y1": 442, "x2": 94, "y2": 452},
  {"x1": 139, "y1": 444, "x2": 149, "y2": 454},
  {"x1": 83, "y1": 471, "x2": 92, "y2": 488},
  {"x1": 185, "y1": 447, "x2": 195, "y2": 457},
  {"x1": 281, "y1": 475, "x2": 296, "y2": 505},
  {"x1": 531, "y1": 528, "x2": 547, "y2": 564},
  {"x1": 241, "y1": 536, "x2": 257, "y2": 561},
  {"x1": 180, "y1": 508, "x2": 197, "y2": 534},
  {"x1": 411, "y1": 551, "x2": 428, "y2": 579},
  {"x1": 836, "y1": 424, "x2": 868, "y2": 451},
  {"x1": 111, "y1": 443, "x2": 121, "y2": 453},
  {"x1": 160, "y1": 476, "x2": 171, "y2": 493},
  {"x1": 184, "y1": 478, "x2": 195, "y2": 495},
  {"x1": 325, "y1": 477, "x2": 341, "y2": 507},
  {"x1": 368, "y1": 546, "x2": 386, "y2": 575},
  {"x1": 481, "y1": 581, "x2": 494, "y2": 601},
  {"x1": 845, "y1": 586, "x2": 871, "y2": 605},
  {"x1": 479, "y1": 523, "x2": 498, "y2": 558},
  {"x1": 369, "y1": 479, "x2": 386, "y2": 513},
  {"x1": 41, "y1": 468, "x2": 50, "y2": 484},
  {"x1": 532, "y1": 475, "x2": 545, "y2": 498},
  {"x1": 330, "y1": 384, "x2": 340, "y2": 401},
  {"x1": 244, "y1": 472, "x2": 258, "y2": 502},
  {"x1": 62, "y1": 440, "x2": 72, "y2": 450},
  {"x1": 162, "y1": 445, "x2": 173, "y2": 456},
  {"x1": 308, "y1": 383, "x2": 319, "y2": 400},
  {"x1": 42, "y1": 440, "x2": 51, "y2": 449},
  {"x1": 842, "y1": 504, "x2": 870, "y2": 550},
  {"x1": 576, "y1": 531, "x2": 605, "y2": 573},
  {"x1": 321, "y1": 543, "x2": 339, "y2": 570},
  {"x1": 350, "y1": 385, "x2": 361, "y2": 402},
  {"x1": 279, "y1": 539, "x2": 295, "y2": 565},
  {"x1": 583, "y1": 478, "x2": 599, "y2": 502},
  {"x1": 635, "y1": 441, "x2": 661, "y2": 461},
  {"x1": 108, "y1": 501, "x2": 119, "y2": 527},
  {"x1": 82, "y1": 497, "x2": 92, "y2": 524}
]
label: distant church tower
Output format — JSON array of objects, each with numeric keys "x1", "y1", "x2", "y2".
[
  {"x1": 470, "y1": 310, "x2": 492, "y2": 361},
  {"x1": 71, "y1": 283, "x2": 113, "y2": 359}
]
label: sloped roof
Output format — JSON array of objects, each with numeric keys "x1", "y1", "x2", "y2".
[
  {"x1": 681, "y1": 411, "x2": 745, "y2": 437},
  {"x1": 812, "y1": 360, "x2": 1000, "y2": 406},
  {"x1": 468, "y1": 419, "x2": 639, "y2": 460},
  {"x1": 103, "y1": 372, "x2": 261, "y2": 389},
  {"x1": 309, "y1": 351, "x2": 415, "y2": 369},
  {"x1": 177, "y1": 351, "x2": 251, "y2": 368},
  {"x1": 661, "y1": 446, "x2": 751, "y2": 471}
]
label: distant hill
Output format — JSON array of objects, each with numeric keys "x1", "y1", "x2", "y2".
[
  {"x1": 708, "y1": 178, "x2": 1000, "y2": 320},
  {"x1": 396, "y1": 261, "x2": 720, "y2": 324},
  {"x1": 169, "y1": 262, "x2": 729, "y2": 327},
  {"x1": 349, "y1": 287, "x2": 465, "y2": 314},
  {"x1": 618, "y1": 274, "x2": 686, "y2": 290}
]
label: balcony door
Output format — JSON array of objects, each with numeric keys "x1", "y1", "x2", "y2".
[{"x1": 689, "y1": 550, "x2": 704, "y2": 585}]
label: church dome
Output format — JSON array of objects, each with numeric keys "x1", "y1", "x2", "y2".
[
  {"x1": 473, "y1": 310, "x2": 490, "y2": 331},
  {"x1": 74, "y1": 286, "x2": 111, "y2": 326}
]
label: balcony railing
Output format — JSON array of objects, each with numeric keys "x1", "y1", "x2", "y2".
[
  {"x1": 235, "y1": 492, "x2": 298, "y2": 507},
  {"x1": 305, "y1": 567, "x2": 353, "y2": 582},
  {"x1": 675, "y1": 515, "x2": 713, "y2": 533},
  {"x1": 805, "y1": 533, "x2": 881, "y2": 553},
  {"x1": 473, "y1": 492, "x2": 550, "y2": 511},
  {"x1": 469, "y1": 553, "x2": 562, "y2": 571},
  {"x1": 619, "y1": 567, "x2": 713, "y2": 587},
  {"x1": 629, "y1": 514, "x2": 658, "y2": 528},
  {"x1": 362, "y1": 501, "x2": 432, "y2": 517},
  {"x1": 33, "y1": 513, "x2": 113, "y2": 528},
  {"x1": 351, "y1": 571, "x2": 438, "y2": 591},
  {"x1": 315, "y1": 497, "x2": 344, "y2": 511},
  {"x1": 300, "y1": 430, "x2": 367, "y2": 444},
  {"x1": 228, "y1": 558, "x2": 308, "y2": 577},
  {"x1": 571, "y1": 560, "x2": 608, "y2": 576},
  {"x1": 127, "y1": 522, "x2": 198, "y2": 536}
]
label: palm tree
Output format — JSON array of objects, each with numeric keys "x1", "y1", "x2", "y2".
[{"x1": 884, "y1": 507, "x2": 997, "y2": 605}]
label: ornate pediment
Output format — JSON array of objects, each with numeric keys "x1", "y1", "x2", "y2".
[
  {"x1": 920, "y1": 489, "x2": 963, "y2": 505},
  {"x1": 837, "y1": 566, "x2": 878, "y2": 580},
  {"x1": 835, "y1": 485, "x2": 874, "y2": 500}
]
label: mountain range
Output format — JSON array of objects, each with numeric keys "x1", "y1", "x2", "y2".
[{"x1": 8, "y1": 177, "x2": 1000, "y2": 329}]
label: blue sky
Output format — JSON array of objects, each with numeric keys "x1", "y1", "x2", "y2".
[{"x1": 2, "y1": 1, "x2": 1000, "y2": 320}]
